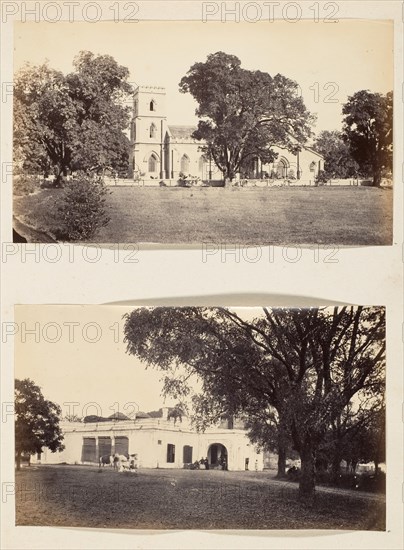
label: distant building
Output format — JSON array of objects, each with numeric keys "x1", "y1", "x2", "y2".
[
  {"x1": 128, "y1": 85, "x2": 323, "y2": 182},
  {"x1": 33, "y1": 408, "x2": 264, "y2": 471}
]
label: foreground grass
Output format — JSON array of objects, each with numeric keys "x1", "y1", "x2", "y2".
[
  {"x1": 15, "y1": 466, "x2": 385, "y2": 530},
  {"x1": 14, "y1": 186, "x2": 393, "y2": 245}
]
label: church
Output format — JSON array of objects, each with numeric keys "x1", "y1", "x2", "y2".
[{"x1": 128, "y1": 85, "x2": 324, "y2": 183}]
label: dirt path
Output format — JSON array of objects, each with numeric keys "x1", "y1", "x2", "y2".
[{"x1": 183, "y1": 469, "x2": 385, "y2": 503}]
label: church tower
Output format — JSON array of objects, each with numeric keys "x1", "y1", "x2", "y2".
[{"x1": 130, "y1": 86, "x2": 167, "y2": 179}]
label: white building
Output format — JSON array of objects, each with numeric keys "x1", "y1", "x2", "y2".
[
  {"x1": 34, "y1": 408, "x2": 264, "y2": 471},
  {"x1": 128, "y1": 85, "x2": 324, "y2": 183}
]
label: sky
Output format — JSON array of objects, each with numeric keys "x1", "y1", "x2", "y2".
[
  {"x1": 13, "y1": 20, "x2": 394, "y2": 134},
  {"x1": 14, "y1": 305, "x2": 262, "y2": 417}
]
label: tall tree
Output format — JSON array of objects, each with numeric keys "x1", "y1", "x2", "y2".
[
  {"x1": 242, "y1": 406, "x2": 291, "y2": 478},
  {"x1": 13, "y1": 63, "x2": 74, "y2": 178},
  {"x1": 342, "y1": 90, "x2": 393, "y2": 186},
  {"x1": 320, "y1": 395, "x2": 384, "y2": 480},
  {"x1": 14, "y1": 52, "x2": 133, "y2": 183},
  {"x1": 15, "y1": 379, "x2": 64, "y2": 470},
  {"x1": 179, "y1": 52, "x2": 315, "y2": 183},
  {"x1": 313, "y1": 130, "x2": 359, "y2": 179},
  {"x1": 123, "y1": 306, "x2": 385, "y2": 501}
]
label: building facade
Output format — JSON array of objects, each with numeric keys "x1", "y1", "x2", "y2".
[
  {"x1": 34, "y1": 408, "x2": 264, "y2": 471},
  {"x1": 128, "y1": 85, "x2": 323, "y2": 183}
]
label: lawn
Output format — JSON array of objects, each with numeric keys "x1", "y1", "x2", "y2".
[
  {"x1": 15, "y1": 465, "x2": 385, "y2": 530},
  {"x1": 13, "y1": 186, "x2": 393, "y2": 245}
]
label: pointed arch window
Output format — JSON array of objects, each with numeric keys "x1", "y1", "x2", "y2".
[
  {"x1": 148, "y1": 153, "x2": 158, "y2": 173},
  {"x1": 150, "y1": 100, "x2": 156, "y2": 112},
  {"x1": 181, "y1": 154, "x2": 190, "y2": 173},
  {"x1": 150, "y1": 123, "x2": 157, "y2": 139}
]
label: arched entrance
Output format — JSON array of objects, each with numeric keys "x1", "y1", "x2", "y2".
[
  {"x1": 276, "y1": 157, "x2": 289, "y2": 179},
  {"x1": 207, "y1": 443, "x2": 228, "y2": 469}
]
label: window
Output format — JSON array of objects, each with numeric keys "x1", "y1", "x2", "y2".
[
  {"x1": 157, "y1": 440, "x2": 162, "y2": 445},
  {"x1": 180, "y1": 154, "x2": 190, "y2": 173},
  {"x1": 309, "y1": 161, "x2": 316, "y2": 172},
  {"x1": 81, "y1": 437, "x2": 96, "y2": 463},
  {"x1": 150, "y1": 123, "x2": 157, "y2": 139},
  {"x1": 150, "y1": 100, "x2": 156, "y2": 111},
  {"x1": 148, "y1": 154, "x2": 158, "y2": 173},
  {"x1": 98, "y1": 436, "x2": 112, "y2": 457},
  {"x1": 114, "y1": 436, "x2": 129, "y2": 456},
  {"x1": 167, "y1": 444, "x2": 175, "y2": 463}
]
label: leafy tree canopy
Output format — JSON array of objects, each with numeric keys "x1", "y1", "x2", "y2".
[
  {"x1": 179, "y1": 52, "x2": 315, "y2": 182},
  {"x1": 14, "y1": 51, "x2": 133, "y2": 182},
  {"x1": 342, "y1": 90, "x2": 392, "y2": 186},
  {"x1": 123, "y1": 306, "x2": 385, "y2": 500},
  {"x1": 15, "y1": 378, "x2": 64, "y2": 469},
  {"x1": 313, "y1": 130, "x2": 359, "y2": 179}
]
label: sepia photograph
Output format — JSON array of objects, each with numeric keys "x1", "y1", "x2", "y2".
[
  {"x1": 14, "y1": 305, "x2": 386, "y2": 530},
  {"x1": 12, "y1": 20, "x2": 393, "y2": 245}
]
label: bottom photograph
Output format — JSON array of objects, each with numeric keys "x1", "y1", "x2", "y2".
[{"x1": 14, "y1": 305, "x2": 386, "y2": 530}]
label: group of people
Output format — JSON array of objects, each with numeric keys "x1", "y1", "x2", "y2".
[{"x1": 190, "y1": 456, "x2": 228, "y2": 470}]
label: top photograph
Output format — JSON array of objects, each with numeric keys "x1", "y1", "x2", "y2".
[{"x1": 12, "y1": 20, "x2": 393, "y2": 245}]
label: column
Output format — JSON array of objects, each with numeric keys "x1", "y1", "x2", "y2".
[
  {"x1": 160, "y1": 120, "x2": 164, "y2": 179},
  {"x1": 297, "y1": 151, "x2": 300, "y2": 179},
  {"x1": 166, "y1": 144, "x2": 170, "y2": 179}
]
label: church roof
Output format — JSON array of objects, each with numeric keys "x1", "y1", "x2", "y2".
[
  {"x1": 168, "y1": 125, "x2": 198, "y2": 140},
  {"x1": 304, "y1": 146, "x2": 324, "y2": 159}
]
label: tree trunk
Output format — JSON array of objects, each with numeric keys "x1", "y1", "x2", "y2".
[
  {"x1": 16, "y1": 452, "x2": 21, "y2": 471},
  {"x1": 331, "y1": 451, "x2": 342, "y2": 483},
  {"x1": 374, "y1": 458, "x2": 379, "y2": 478},
  {"x1": 299, "y1": 441, "x2": 316, "y2": 501},
  {"x1": 372, "y1": 165, "x2": 382, "y2": 187},
  {"x1": 277, "y1": 445, "x2": 286, "y2": 478}
]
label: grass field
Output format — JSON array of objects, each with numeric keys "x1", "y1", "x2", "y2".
[
  {"x1": 13, "y1": 186, "x2": 393, "y2": 245},
  {"x1": 15, "y1": 465, "x2": 385, "y2": 530}
]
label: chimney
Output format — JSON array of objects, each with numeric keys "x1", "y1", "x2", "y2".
[{"x1": 161, "y1": 407, "x2": 169, "y2": 421}]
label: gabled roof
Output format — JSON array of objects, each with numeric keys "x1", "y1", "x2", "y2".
[
  {"x1": 304, "y1": 146, "x2": 324, "y2": 159},
  {"x1": 168, "y1": 125, "x2": 198, "y2": 140}
]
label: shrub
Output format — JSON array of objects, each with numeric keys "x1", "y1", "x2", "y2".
[
  {"x1": 177, "y1": 173, "x2": 203, "y2": 187},
  {"x1": 56, "y1": 174, "x2": 111, "y2": 241},
  {"x1": 314, "y1": 170, "x2": 330, "y2": 186},
  {"x1": 13, "y1": 174, "x2": 41, "y2": 196},
  {"x1": 286, "y1": 466, "x2": 301, "y2": 481},
  {"x1": 357, "y1": 471, "x2": 386, "y2": 493}
]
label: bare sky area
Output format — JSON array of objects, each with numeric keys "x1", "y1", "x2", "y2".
[
  {"x1": 13, "y1": 20, "x2": 393, "y2": 134},
  {"x1": 14, "y1": 305, "x2": 261, "y2": 416}
]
